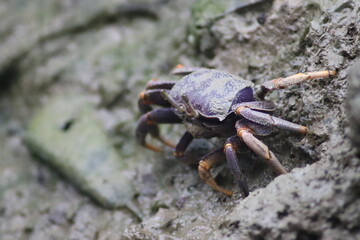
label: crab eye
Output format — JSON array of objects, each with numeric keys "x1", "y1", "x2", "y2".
[{"x1": 179, "y1": 104, "x2": 186, "y2": 113}]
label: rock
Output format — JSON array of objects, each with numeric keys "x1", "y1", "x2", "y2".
[
  {"x1": 143, "y1": 208, "x2": 178, "y2": 229},
  {"x1": 25, "y1": 95, "x2": 135, "y2": 210},
  {"x1": 348, "y1": 61, "x2": 360, "y2": 151},
  {"x1": 189, "y1": 0, "x2": 271, "y2": 57}
]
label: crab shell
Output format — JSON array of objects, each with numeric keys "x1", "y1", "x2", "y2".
[{"x1": 169, "y1": 69, "x2": 255, "y2": 121}]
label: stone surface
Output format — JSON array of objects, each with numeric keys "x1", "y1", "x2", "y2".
[
  {"x1": 0, "y1": 0, "x2": 360, "y2": 239},
  {"x1": 348, "y1": 61, "x2": 360, "y2": 150},
  {"x1": 25, "y1": 95, "x2": 135, "y2": 209}
]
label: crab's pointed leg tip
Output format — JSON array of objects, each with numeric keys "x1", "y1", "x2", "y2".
[
  {"x1": 225, "y1": 191, "x2": 233, "y2": 197},
  {"x1": 156, "y1": 136, "x2": 176, "y2": 148},
  {"x1": 163, "y1": 140, "x2": 176, "y2": 149},
  {"x1": 329, "y1": 70, "x2": 337, "y2": 76},
  {"x1": 145, "y1": 144, "x2": 163, "y2": 152},
  {"x1": 300, "y1": 126, "x2": 308, "y2": 135},
  {"x1": 173, "y1": 151, "x2": 184, "y2": 157}
]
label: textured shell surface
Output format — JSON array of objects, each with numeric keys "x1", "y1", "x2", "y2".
[{"x1": 169, "y1": 69, "x2": 254, "y2": 121}]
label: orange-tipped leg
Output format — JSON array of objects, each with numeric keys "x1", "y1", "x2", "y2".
[
  {"x1": 235, "y1": 106, "x2": 308, "y2": 135},
  {"x1": 145, "y1": 79, "x2": 176, "y2": 90},
  {"x1": 198, "y1": 149, "x2": 233, "y2": 197},
  {"x1": 257, "y1": 70, "x2": 337, "y2": 98},
  {"x1": 138, "y1": 89, "x2": 172, "y2": 114},
  {"x1": 173, "y1": 132, "x2": 193, "y2": 157},
  {"x1": 144, "y1": 143, "x2": 162, "y2": 152},
  {"x1": 236, "y1": 124, "x2": 287, "y2": 175},
  {"x1": 156, "y1": 135, "x2": 176, "y2": 148},
  {"x1": 136, "y1": 108, "x2": 181, "y2": 152},
  {"x1": 224, "y1": 138, "x2": 250, "y2": 197},
  {"x1": 171, "y1": 65, "x2": 210, "y2": 76}
]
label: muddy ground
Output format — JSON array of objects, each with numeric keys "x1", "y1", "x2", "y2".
[{"x1": 0, "y1": 0, "x2": 359, "y2": 239}]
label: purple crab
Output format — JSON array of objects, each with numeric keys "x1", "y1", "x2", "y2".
[{"x1": 136, "y1": 65, "x2": 336, "y2": 197}]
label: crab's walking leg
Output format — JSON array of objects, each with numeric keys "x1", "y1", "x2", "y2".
[
  {"x1": 174, "y1": 131, "x2": 194, "y2": 157},
  {"x1": 235, "y1": 106, "x2": 307, "y2": 135},
  {"x1": 145, "y1": 79, "x2": 176, "y2": 90},
  {"x1": 138, "y1": 89, "x2": 172, "y2": 113},
  {"x1": 257, "y1": 70, "x2": 336, "y2": 99},
  {"x1": 232, "y1": 101, "x2": 276, "y2": 112},
  {"x1": 171, "y1": 64, "x2": 210, "y2": 76},
  {"x1": 136, "y1": 108, "x2": 181, "y2": 152},
  {"x1": 198, "y1": 149, "x2": 233, "y2": 197},
  {"x1": 224, "y1": 137, "x2": 250, "y2": 197},
  {"x1": 236, "y1": 122, "x2": 287, "y2": 175}
]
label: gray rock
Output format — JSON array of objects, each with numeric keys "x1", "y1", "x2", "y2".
[
  {"x1": 25, "y1": 95, "x2": 135, "y2": 210},
  {"x1": 348, "y1": 61, "x2": 360, "y2": 150}
]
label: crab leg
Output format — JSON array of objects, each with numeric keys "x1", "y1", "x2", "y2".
[
  {"x1": 136, "y1": 108, "x2": 181, "y2": 152},
  {"x1": 257, "y1": 70, "x2": 336, "y2": 98},
  {"x1": 198, "y1": 149, "x2": 233, "y2": 197},
  {"x1": 235, "y1": 106, "x2": 307, "y2": 135},
  {"x1": 138, "y1": 89, "x2": 172, "y2": 113},
  {"x1": 232, "y1": 101, "x2": 276, "y2": 112},
  {"x1": 145, "y1": 79, "x2": 176, "y2": 90},
  {"x1": 171, "y1": 64, "x2": 210, "y2": 76},
  {"x1": 174, "y1": 131, "x2": 194, "y2": 157},
  {"x1": 198, "y1": 137, "x2": 250, "y2": 197},
  {"x1": 224, "y1": 137, "x2": 250, "y2": 197},
  {"x1": 235, "y1": 121, "x2": 287, "y2": 175}
]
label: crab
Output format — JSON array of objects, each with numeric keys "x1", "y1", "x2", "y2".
[{"x1": 136, "y1": 65, "x2": 336, "y2": 197}]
